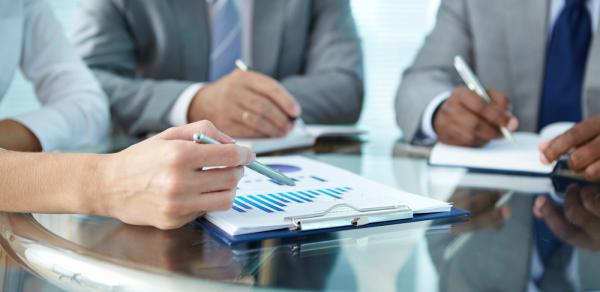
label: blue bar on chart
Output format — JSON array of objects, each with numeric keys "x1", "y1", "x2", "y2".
[
  {"x1": 248, "y1": 195, "x2": 284, "y2": 212},
  {"x1": 298, "y1": 191, "x2": 315, "y2": 198},
  {"x1": 268, "y1": 193, "x2": 290, "y2": 203},
  {"x1": 230, "y1": 187, "x2": 353, "y2": 214},
  {"x1": 232, "y1": 205, "x2": 246, "y2": 213},
  {"x1": 279, "y1": 192, "x2": 303, "y2": 203},
  {"x1": 238, "y1": 196, "x2": 274, "y2": 213},
  {"x1": 288, "y1": 191, "x2": 313, "y2": 202},
  {"x1": 326, "y1": 188, "x2": 343, "y2": 195},
  {"x1": 234, "y1": 199, "x2": 252, "y2": 210},
  {"x1": 259, "y1": 194, "x2": 286, "y2": 207},
  {"x1": 318, "y1": 189, "x2": 342, "y2": 199}
]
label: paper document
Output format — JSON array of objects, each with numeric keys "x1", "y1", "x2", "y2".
[
  {"x1": 206, "y1": 156, "x2": 452, "y2": 236},
  {"x1": 237, "y1": 124, "x2": 364, "y2": 154},
  {"x1": 429, "y1": 122, "x2": 575, "y2": 175}
]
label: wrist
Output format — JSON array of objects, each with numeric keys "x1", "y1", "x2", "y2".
[
  {"x1": 187, "y1": 86, "x2": 211, "y2": 123},
  {"x1": 83, "y1": 153, "x2": 119, "y2": 217}
]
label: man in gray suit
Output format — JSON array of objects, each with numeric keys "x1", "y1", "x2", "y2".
[
  {"x1": 396, "y1": 0, "x2": 600, "y2": 181},
  {"x1": 73, "y1": 0, "x2": 363, "y2": 139}
]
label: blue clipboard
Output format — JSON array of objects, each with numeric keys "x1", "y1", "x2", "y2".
[{"x1": 195, "y1": 207, "x2": 469, "y2": 245}]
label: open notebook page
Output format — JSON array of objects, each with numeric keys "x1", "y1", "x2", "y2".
[{"x1": 430, "y1": 133, "x2": 555, "y2": 175}]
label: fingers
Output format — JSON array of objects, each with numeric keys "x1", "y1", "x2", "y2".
[
  {"x1": 566, "y1": 135, "x2": 600, "y2": 172},
  {"x1": 487, "y1": 88, "x2": 510, "y2": 110},
  {"x1": 564, "y1": 185, "x2": 594, "y2": 227},
  {"x1": 237, "y1": 90, "x2": 291, "y2": 133},
  {"x1": 186, "y1": 189, "x2": 237, "y2": 212},
  {"x1": 188, "y1": 166, "x2": 244, "y2": 194},
  {"x1": 165, "y1": 141, "x2": 255, "y2": 168},
  {"x1": 535, "y1": 195, "x2": 578, "y2": 240},
  {"x1": 455, "y1": 87, "x2": 517, "y2": 131},
  {"x1": 435, "y1": 86, "x2": 517, "y2": 147},
  {"x1": 541, "y1": 117, "x2": 600, "y2": 163},
  {"x1": 583, "y1": 161, "x2": 600, "y2": 182},
  {"x1": 155, "y1": 121, "x2": 235, "y2": 144},
  {"x1": 233, "y1": 102, "x2": 289, "y2": 137},
  {"x1": 236, "y1": 70, "x2": 301, "y2": 118},
  {"x1": 581, "y1": 185, "x2": 600, "y2": 217},
  {"x1": 452, "y1": 106, "x2": 502, "y2": 142}
]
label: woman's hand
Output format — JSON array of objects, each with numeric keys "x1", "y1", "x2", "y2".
[{"x1": 97, "y1": 121, "x2": 255, "y2": 230}]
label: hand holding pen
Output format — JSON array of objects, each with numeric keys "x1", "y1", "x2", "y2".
[
  {"x1": 186, "y1": 59, "x2": 301, "y2": 138},
  {"x1": 431, "y1": 56, "x2": 519, "y2": 147}
]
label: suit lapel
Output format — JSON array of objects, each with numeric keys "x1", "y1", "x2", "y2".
[
  {"x1": 583, "y1": 18, "x2": 600, "y2": 117},
  {"x1": 252, "y1": 0, "x2": 287, "y2": 76},
  {"x1": 505, "y1": 0, "x2": 548, "y2": 131}
]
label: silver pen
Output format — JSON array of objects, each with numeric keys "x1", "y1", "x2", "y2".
[
  {"x1": 193, "y1": 133, "x2": 296, "y2": 186},
  {"x1": 454, "y1": 56, "x2": 514, "y2": 142}
]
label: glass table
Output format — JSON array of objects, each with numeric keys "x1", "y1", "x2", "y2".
[{"x1": 1, "y1": 136, "x2": 599, "y2": 291}]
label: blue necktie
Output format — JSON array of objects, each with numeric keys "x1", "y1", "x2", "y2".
[
  {"x1": 539, "y1": 0, "x2": 592, "y2": 129},
  {"x1": 209, "y1": 0, "x2": 242, "y2": 82}
]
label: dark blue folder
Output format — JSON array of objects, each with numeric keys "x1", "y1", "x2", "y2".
[{"x1": 195, "y1": 207, "x2": 469, "y2": 245}]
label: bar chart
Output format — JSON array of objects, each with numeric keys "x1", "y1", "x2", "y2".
[{"x1": 231, "y1": 187, "x2": 353, "y2": 213}]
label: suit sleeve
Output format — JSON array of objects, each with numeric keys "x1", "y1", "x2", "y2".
[
  {"x1": 395, "y1": 0, "x2": 472, "y2": 140},
  {"x1": 281, "y1": 0, "x2": 364, "y2": 124},
  {"x1": 72, "y1": 0, "x2": 194, "y2": 136},
  {"x1": 13, "y1": 0, "x2": 110, "y2": 151}
]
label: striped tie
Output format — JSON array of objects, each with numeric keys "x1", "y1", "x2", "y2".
[{"x1": 209, "y1": 0, "x2": 242, "y2": 82}]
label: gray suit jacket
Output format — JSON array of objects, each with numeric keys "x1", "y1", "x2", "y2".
[
  {"x1": 73, "y1": 0, "x2": 364, "y2": 136},
  {"x1": 396, "y1": 0, "x2": 600, "y2": 140}
]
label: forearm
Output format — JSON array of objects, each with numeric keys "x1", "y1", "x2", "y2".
[
  {"x1": 0, "y1": 150, "x2": 107, "y2": 215},
  {"x1": 0, "y1": 120, "x2": 42, "y2": 152}
]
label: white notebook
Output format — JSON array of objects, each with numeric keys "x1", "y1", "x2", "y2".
[
  {"x1": 206, "y1": 156, "x2": 452, "y2": 236},
  {"x1": 236, "y1": 124, "x2": 365, "y2": 154},
  {"x1": 429, "y1": 122, "x2": 575, "y2": 175}
]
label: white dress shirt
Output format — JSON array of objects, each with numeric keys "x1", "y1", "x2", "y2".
[
  {"x1": 419, "y1": 0, "x2": 600, "y2": 141},
  {"x1": 0, "y1": 0, "x2": 109, "y2": 151},
  {"x1": 168, "y1": 0, "x2": 253, "y2": 126}
]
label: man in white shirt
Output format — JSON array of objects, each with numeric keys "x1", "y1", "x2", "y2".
[
  {"x1": 72, "y1": 0, "x2": 364, "y2": 138},
  {"x1": 0, "y1": 0, "x2": 110, "y2": 151},
  {"x1": 396, "y1": 0, "x2": 600, "y2": 181}
]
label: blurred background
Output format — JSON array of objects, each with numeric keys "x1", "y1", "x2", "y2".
[{"x1": 0, "y1": 0, "x2": 441, "y2": 140}]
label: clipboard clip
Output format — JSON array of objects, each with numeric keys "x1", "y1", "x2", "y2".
[{"x1": 284, "y1": 203, "x2": 414, "y2": 231}]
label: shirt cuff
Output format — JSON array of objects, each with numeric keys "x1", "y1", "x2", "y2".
[
  {"x1": 168, "y1": 83, "x2": 204, "y2": 126},
  {"x1": 420, "y1": 91, "x2": 452, "y2": 140}
]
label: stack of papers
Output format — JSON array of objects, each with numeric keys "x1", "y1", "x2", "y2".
[{"x1": 206, "y1": 156, "x2": 452, "y2": 236}]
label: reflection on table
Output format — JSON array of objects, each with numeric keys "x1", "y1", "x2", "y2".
[{"x1": 1, "y1": 139, "x2": 599, "y2": 291}]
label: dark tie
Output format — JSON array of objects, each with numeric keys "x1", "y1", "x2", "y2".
[{"x1": 539, "y1": 0, "x2": 592, "y2": 129}]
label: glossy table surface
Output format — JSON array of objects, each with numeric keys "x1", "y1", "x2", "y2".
[{"x1": 1, "y1": 136, "x2": 599, "y2": 292}]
